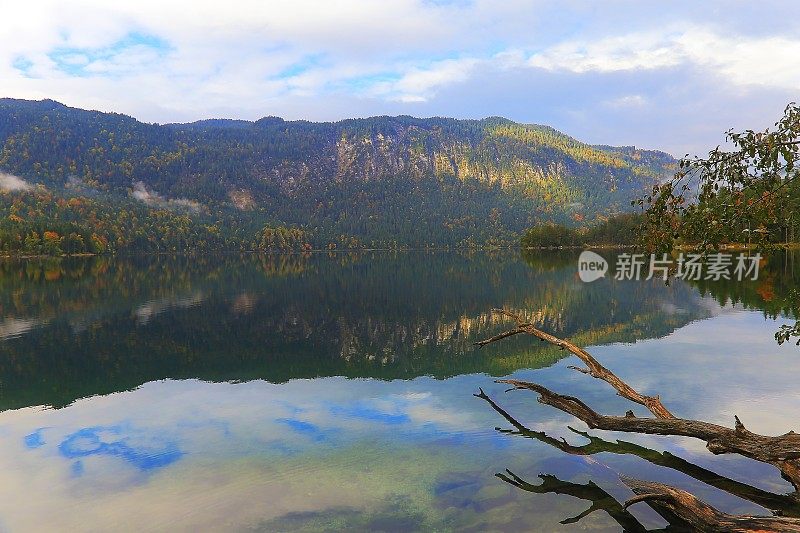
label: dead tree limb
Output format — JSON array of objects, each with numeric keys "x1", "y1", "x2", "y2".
[
  {"x1": 498, "y1": 468, "x2": 800, "y2": 531},
  {"x1": 475, "y1": 308, "x2": 673, "y2": 418},
  {"x1": 475, "y1": 313, "x2": 800, "y2": 530},
  {"x1": 621, "y1": 477, "x2": 800, "y2": 532},
  {"x1": 497, "y1": 378, "x2": 800, "y2": 493},
  {"x1": 475, "y1": 387, "x2": 800, "y2": 518}
]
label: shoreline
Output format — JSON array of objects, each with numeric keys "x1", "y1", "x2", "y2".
[{"x1": 5, "y1": 242, "x2": 800, "y2": 260}]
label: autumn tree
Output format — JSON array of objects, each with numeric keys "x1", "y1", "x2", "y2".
[
  {"x1": 640, "y1": 102, "x2": 800, "y2": 252},
  {"x1": 640, "y1": 103, "x2": 800, "y2": 344}
]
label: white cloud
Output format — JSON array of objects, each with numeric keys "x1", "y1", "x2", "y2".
[
  {"x1": 526, "y1": 27, "x2": 800, "y2": 91},
  {"x1": 0, "y1": 317, "x2": 47, "y2": 339},
  {"x1": 604, "y1": 94, "x2": 648, "y2": 109},
  {"x1": 131, "y1": 181, "x2": 202, "y2": 212},
  {"x1": 1, "y1": 2, "x2": 800, "y2": 153},
  {"x1": 369, "y1": 57, "x2": 482, "y2": 102},
  {"x1": 527, "y1": 30, "x2": 684, "y2": 73},
  {"x1": 131, "y1": 181, "x2": 160, "y2": 203},
  {"x1": 82, "y1": 45, "x2": 165, "y2": 76}
]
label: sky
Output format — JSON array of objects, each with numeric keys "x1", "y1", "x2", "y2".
[{"x1": 2, "y1": 1, "x2": 799, "y2": 155}]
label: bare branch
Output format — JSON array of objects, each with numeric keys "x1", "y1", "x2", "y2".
[
  {"x1": 498, "y1": 468, "x2": 800, "y2": 532},
  {"x1": 495, "y1": 470, "x2": 649, "y2": 531},
  {"x1": 475, "y1": 389, "x2": 800, "y2": 516},
  {"x1": 496, "y1": 378, "x2": 800, "y2": 492},
  {"x1": 473, "y1": 327, "x2": 525, "y2": 348},
  {"x1": 476, "y1": 309, "x2": 674, "y2": 418},
  {"x1": 621, "y1": 477, "x2": 800, "y2": 532},
  {"x1": 476, "y1": 310, "x2": 800, "y2": 530}
]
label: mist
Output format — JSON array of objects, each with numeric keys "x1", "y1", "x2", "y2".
[{"x1": 0, "y1": 173, "x2": 31, "y2": 192}]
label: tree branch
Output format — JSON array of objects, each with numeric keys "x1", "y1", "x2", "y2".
[
  {"x1": 475, "y1": 309, "x2": 674, "y2": 418},
  {"x1": 621, "y1": 477, "x2": 800, "y2": 532},
  {"x1": 497, "y1": 378, "x2": 800, "y2": 493},
  {"x1": 496, "y1": 469, "x2": 649, "y2": 531},
  {"x1": 475, "y1": 388, "x2": 800, "y2": 517},
  {"x1": 498, "y1": 468, "x2": 800, "y2": 532},
  {"x1": 476, "y1": 311, "x2": 800, "y2": 530}
]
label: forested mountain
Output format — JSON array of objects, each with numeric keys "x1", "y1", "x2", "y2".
[{"x1": 0, "y1": 98, "x2": 676, "y2": 253}]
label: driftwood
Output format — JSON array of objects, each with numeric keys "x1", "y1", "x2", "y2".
[
  {"x1": 497, "y1": 378, "x2": 800, "y2": 489},
  {"x1": 498, "y1": 468, "x2": 800, "y2": 532},
  {"x1": 620, "y1": 478, "x2": 800, "y2": 532},
  {"x1": 475, "y1": 308, "x2": 800, "y2": 531},
  {"x1": 476, "y1": 388, "x2": 800, "y2": 518},
  {"x1": 475, "y1": 308, "x2": 673, "y2": 418}
]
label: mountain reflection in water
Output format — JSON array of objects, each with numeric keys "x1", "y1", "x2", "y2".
[{"x1": 0, "y1": 250, "x2": 796, "y2": 531}]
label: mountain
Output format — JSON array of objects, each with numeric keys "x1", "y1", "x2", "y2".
[{"x1": 0, "y1": 98, "x2": 676, "y2": 253}]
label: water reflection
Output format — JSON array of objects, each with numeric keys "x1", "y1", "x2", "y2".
[
  {"x1": 478, "y1": 387, "x2": 800, "y2": 527},
  {"x1": 0, "y1": 251, "x2": 797, "y2": 531},
  {"x1": 0, "y1": 251, "x2": 719, "y2": 410}
]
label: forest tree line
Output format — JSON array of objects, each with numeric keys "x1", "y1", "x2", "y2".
[{"x1": 520, "y1": 213, "x2": 644, "y2": 247}]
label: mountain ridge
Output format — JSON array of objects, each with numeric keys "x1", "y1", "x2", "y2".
[{"x1": 0, "y1": 98, "x2": 676, "y2": 253}]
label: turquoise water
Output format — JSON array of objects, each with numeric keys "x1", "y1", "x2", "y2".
[{"x1": 0, "y1": 251, "x2": 797, "y2": 531}]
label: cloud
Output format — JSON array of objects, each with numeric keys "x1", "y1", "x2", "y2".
[
  {"x1": 526, "y1": 27, "x2": 800, "y2": 91},
  {"x1": 0, "y1": 173, "x2": 32, "y2": 192},
  {"x1": 0, "y1": 317, "x2": 47, "y2": 339},
  {"x1": 1, "y1": 2, "x2": 800, "y2": 154},
  {"x1": 134, "y1": 291, "x2": 205, "y2": 324},
  {"x1": 604, "y1": 94, "x2": 648, "y2": 109},
  {"x1": 369, "y1": 57, "x2": 482, "y2": 102},
  {"x1": 167, "y1": 198, "x2": 202, "y2": 211},
  {"x1": 57, "y1": 425, "x2": 183, "y2": 472},
  {"x1": 528, "y1": 30, "x2": 683, "y2": 73}
]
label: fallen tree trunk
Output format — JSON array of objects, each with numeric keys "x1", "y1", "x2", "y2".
[
  {"x1": 498, "y1": 468, "x2": 800, "y2": 532},
  {"x1": 621, "y1": 478, "x2": 800, "y2": 532},
  {"x1": 475, "y1": 388, "x2": 800, "y2": 518},
  {"x1": 476, "y1": 309, "x2": 800, "y2": 531}
]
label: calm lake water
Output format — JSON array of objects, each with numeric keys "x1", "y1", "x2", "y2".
[{"x1": 0, "y1": 250, "x2": 798, "y2": 531}]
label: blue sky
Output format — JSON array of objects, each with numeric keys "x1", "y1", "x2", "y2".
[{"x1": 2, "y1": 1, "x2": 799, "y2": 154}]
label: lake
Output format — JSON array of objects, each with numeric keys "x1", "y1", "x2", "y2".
[{"x1": 0, "y1": 250, "x2": 798, "y2": 531}]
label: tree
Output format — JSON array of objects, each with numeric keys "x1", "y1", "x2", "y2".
[
  {"x1": 640, "y1": 103, "x2": 800, "y2": 345},
  {"x1": 42, "y1": 231, "x2": 62, "y2": 255},
  {"x1": 640, "y1": 102, "x2": 800, "y2": 252},
  {"x1": 23, "y1": 231, "x2": 41, "y2": 254},
  {"x1": 62, "y1": 232, "x2": 85, "y2": 255}
]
